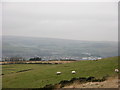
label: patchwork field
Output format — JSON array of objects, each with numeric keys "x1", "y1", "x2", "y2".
[
  {"x1": 2, "y1": 57, "x2": 118, "y2": 88},
  {"x1": 0, "y1": 60, "x2": 76, "y2": 65}
]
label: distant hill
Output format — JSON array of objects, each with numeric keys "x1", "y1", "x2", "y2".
[{"x1": 2, "y1": 36, "x2": 118, "y2": 59}]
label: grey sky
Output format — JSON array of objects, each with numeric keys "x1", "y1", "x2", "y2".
[{"x1": 2, "y1": 2, "x2": 118, "y2": 41}]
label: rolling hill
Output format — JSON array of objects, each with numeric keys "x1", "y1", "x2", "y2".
[{"x1": 2, "y1": 36, "x2": 118, "y2": 59}]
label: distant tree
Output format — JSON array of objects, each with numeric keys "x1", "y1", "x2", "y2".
[
  {"x1": 29, "y1": 57, "x2": 42, "y2": 61},
  {"x1": 10, "y1": 57, "x2": 24, "y2": 61},
  {"x1": 8, "y1": 57, "x2": 25, "y2": 64}
]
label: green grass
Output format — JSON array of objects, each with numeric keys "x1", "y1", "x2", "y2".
[{"x1": 2, "y1": 56, "x2": 118, "y2": 88}]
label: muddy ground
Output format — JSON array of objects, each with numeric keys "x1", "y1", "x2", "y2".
[{"x1": 64, "y1": 76, "x2": 119, "y2": 88}]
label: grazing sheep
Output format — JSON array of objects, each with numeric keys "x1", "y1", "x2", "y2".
[
  {"x1": 115, "y1": 69, "x2": 119, "y2": 73},
  {"x1": 71, "y1": 71, "x2": 76, "y2": 74},
  {"x1": 56, "y1": 72, "x2": 61, "y2": 75}
]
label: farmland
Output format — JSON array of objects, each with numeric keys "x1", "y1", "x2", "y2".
[
  {"x1": 2, "y1": 56, "x2": 118, "y2": 88},
  {"x1": 0, "y1": 60, "x2": 76, "y2": 65}
]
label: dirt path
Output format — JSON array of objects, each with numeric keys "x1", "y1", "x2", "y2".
[{"x1": 64, "y1": 76, "x2": 119, "y2": 88}]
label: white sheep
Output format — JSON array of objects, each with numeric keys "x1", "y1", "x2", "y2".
[
  {"x1": 115, "y1": 69, "x2": 119, "y2": 73},
  {"x1": 56, "y1": 72, "x2": 61, "y2": 75},
  {"x1": 71, "y1": 71, "x2": 76, "y2": 74}
]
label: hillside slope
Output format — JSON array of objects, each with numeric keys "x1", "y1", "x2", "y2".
[{"x1": 2, "y1": 56, "x2": 118, "y2": 88}]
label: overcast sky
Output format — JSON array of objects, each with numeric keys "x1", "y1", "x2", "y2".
[{"x1": 2, "y1": 1, "x2": 118, "y2": 41}]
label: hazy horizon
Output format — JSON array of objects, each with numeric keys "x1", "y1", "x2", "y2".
[
  {"x1": 2, "y1": 2, "x2": 118, "y2": 41},
  {"x1": 2, "y1": 35, "x2": 118, "y2": 42}
]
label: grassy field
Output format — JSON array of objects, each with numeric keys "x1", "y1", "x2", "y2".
[{"x1": 2, "y1": 56, "x2": 118, "y2": 88}]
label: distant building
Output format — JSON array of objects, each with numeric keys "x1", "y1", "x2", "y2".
[
  {"x1": 82, "y1": 56, "x2": 102, "y2": 60},
  {"x1": 82, "y1": 57, "x2": 88, "y2": 60},
  {"x1": 97, "y1": 57, "x2": 102, "y2": 59}
]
